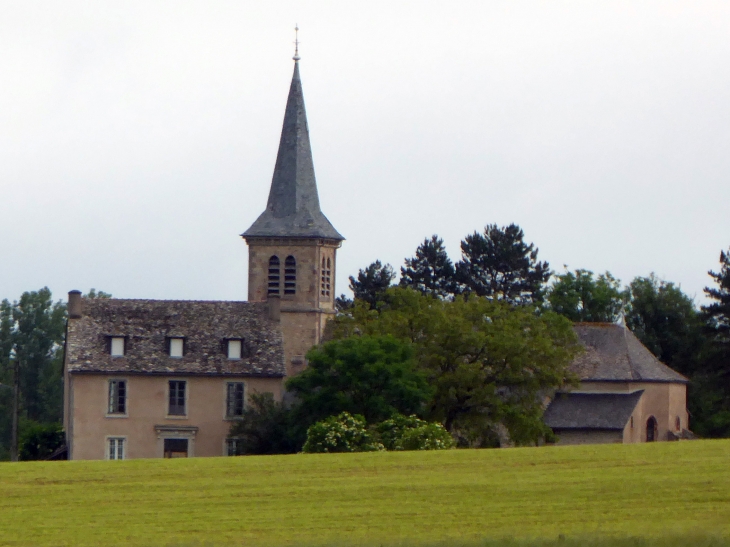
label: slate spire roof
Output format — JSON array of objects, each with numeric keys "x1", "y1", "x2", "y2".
[{"x1": 243, "y1": 60, "x2": 344, "y2": 240}]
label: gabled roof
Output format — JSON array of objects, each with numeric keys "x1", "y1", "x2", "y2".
[
  {"x1": 570, "y1": 323, "x2": 688, "y2": 383},
  {"x1": 243, "y1": 61, "x2": 343, "y2": 241},
  {"x1": 65, "y1": 298, "x2": 285, "y2": 377},
  {"x1": 544, "y1": 391, "x2": 644, "y2": 430}
]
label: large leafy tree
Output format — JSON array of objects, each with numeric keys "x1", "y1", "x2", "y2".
[
  {"x1": 624, "y1": 274, "x2": 703, "y2": 376},
  {"x1": 327, "y1": 288, "x2": 580, "y2": 446},
  {"x1": 455, "y1": 224, "x2": 550, "y2": 305},
  {"x1": 400, "y1": 235, "x2": 456, "y2": 299},
  {"x1": 346, "y1": 260, "x2": 396, "y2": 310},
  {"x1": 287, "y1": 334, "x2": 432, "y2": 427},
  {"x1": 0, "y1": 288, "x2": 66, "y2": 459},
  {"x1": 548, "y1": 269, "x2": 625, "y2": 323}
]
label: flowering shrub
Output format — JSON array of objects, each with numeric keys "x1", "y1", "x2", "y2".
[
  {"x1": 302, "y1": 412, "x2": 385, "y2": 453},
  {"x1": 375, "y1": 414, "x2": 455, "y2": 451}
]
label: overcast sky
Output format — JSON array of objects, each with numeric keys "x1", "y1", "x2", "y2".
[{"x1": 1, "y1": 1, "x2": 729, "y2": 307}]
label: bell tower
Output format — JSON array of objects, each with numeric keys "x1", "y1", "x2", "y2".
[{"x1": 242, "y1": 50, "x2": 344, "y2": 378}]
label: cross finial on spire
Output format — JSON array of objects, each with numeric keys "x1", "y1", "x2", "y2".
[{"x1": 293, "y1": 25, "x2": 300, "y2": 62}]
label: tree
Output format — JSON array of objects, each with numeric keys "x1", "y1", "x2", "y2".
[
  {"x1": 548, "y1": 269, "x2": 625, "y2": 323},
  {"x1": 287, "y1": 335, "x2": 432, "y2": 426},
  {"x1": 625, "y1": 274, "x2": 703, "y2": 376},
  {"x1": 227, "y1": 392, "x2": 302, "y2": 455},
  {"x1": 696, "y1": 249, "x2": 730, "y2": 437},
  {"x1": 348, "y1": 261, "x2": 396, "y2": 309},
  {"x1": 326, "y1": 288, "x2": 580, "y2": 446},
  {"x1": 703, "y1": 249, "x2": 730, "y2": 342},
  {"x1": 400, "y1": 235, "x2": 456, "y2": 299},
  {"x1": 0, "y1": 288, "x2": 66, "y2": 460},
  {"x1": 455, "y1": 224, "x2": 550, "y2": 305}
]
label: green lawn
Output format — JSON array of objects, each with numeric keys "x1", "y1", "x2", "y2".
[{"x1": 1, "y1": 440, "x2": 729, "y2": 547}]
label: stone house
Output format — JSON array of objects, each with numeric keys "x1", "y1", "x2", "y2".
[
  {"x1": 543, "y1": 322, "x2": 690, "y2": 445},
  {"x1": 63, "y1": 56, "x2": 343, "y2": 460}
]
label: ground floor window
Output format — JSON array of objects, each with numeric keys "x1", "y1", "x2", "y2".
[
  {"x1": 164, "y1": 438, "x2": 188, "y2": 458},
  {"x1": 108, "y1": 438, "x2": 125, "y2": 460},
  {"x1": 226, "y1": 438, "x2": 243, "y2": 456}
]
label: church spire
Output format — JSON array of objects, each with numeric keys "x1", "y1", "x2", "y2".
[{"x1": 243, "y1": 47, "x2": 343, "y2": 241}]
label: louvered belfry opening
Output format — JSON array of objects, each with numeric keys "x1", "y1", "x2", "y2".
[
  {"x1": 320, "y1": 257, "x2": 331, "y2": 297},
  {"x1": 268, "y1": 256, "x2": 281, "y2": 295},
  {"x1": 284, "y1": 256, "x2": 296, "y2": 295}
]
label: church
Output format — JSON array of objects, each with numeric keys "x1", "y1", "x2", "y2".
[
  {"x1": 62, "y1": 55, "x2": 690, "y2": 460},
  {"x1": 63, "y1": 55, "x2": 342, "y2": 460}
]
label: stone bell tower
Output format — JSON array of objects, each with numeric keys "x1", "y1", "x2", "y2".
[{"x1": 242, "y1": 53, "x2": 344, "y2": 379}]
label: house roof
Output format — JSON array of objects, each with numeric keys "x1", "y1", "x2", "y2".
[
  {"x1": 65, "y1": 298, "x2": 285, "y2": 377},
  {"x1": 242, "y1": 61, "x2": 344, "y2": 241},
  {"x1": 570, "y1": 323, "x2": 689, "y2": 383},
  {"x1": 543, "y1": 391, "x2": 644, "y2": 430}
]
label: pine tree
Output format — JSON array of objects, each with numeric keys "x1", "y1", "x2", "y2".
[
  {"x1": 703, "y1": 249, "x2": 730, "y2": 341},
  {"x1": 349, "y1": 260, "x2": 396, "y2": 309},
  {"x1": 400, "y1": 235, "x2": 455, "y2": 299},
  {"x1": 455, "y1": 224, "x2": 550, "y2": 305}
]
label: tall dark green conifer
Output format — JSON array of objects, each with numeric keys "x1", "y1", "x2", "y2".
[
  {"x1": 400, "y1": 235, "x2": 456, "y2": 299},
  {"x1": 455, "y1": 224, "x2": 550, "y2": 305},
  {"x1": 348, "y1": 260, "x2": 396, "y2": 309}
]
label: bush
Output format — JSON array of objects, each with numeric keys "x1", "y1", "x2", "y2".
[
  {"x1": 375, "y1": 414, "x2": 454, "y2": 451},
  {"x1": 228, "y1": 392, "x2": 303, "y2": 455},
  {"x1": 19, "y1": 421, "x2": 64, "y2": 461},
  {"x1": 302, "y1": 412, "x2": 384, "y2": 453}
]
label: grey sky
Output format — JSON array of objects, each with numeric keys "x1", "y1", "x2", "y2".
[{"x1": 1, "y1": 1, "x2": 729, "y2": 306}]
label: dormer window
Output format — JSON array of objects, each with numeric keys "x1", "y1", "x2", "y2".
[
  {"x1": 110, "y1": 337, "x2": 125, "y2": 357},
  {"x1": 169, "y1": 337, "x2": 184, "y2": 358},
  {"x1": 227, "y1": 339, "x2": 242, "y2": 360}
]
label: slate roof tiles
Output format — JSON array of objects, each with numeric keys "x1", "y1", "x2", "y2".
[{"x1": 65, "y1": 298, "x2": 285, "y2": 377}]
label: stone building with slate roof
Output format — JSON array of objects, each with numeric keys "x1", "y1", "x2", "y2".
[
  {"x1": 544, "y1": 323, "x2": 690, "y2": 445},
  {"x1": 63, "y1": 54, "x2": 343, "y2": 460}
]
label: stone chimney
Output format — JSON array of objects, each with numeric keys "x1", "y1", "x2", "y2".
[
  {"x1": 68, "y1": 290, "x2": 83, "y2": 319},
  {"x1": 267, "y1": 293, "x2": 281, "y2": 322}
]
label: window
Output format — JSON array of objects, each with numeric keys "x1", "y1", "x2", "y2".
[
  {"x1": 226, "y1": 438, "x2": 242, "y2": 456},
  {"x1": 226, "y1": 382, "x2": 245, "y2": 418},
  {"x1": 268, "y1": 256, "x2": 280, "y2": 295},
  {"x1": 284, "y1": 256, "x2": 296, "y2": 295},
  {"x1": 108, "y1": 438, "x2": 125, "y2": 460},
  {"x1": 227, "y1": 340, "x2": 242, "y2": 360},
  {"x1": 108, "y1": 380, "x2": 127, "y2": 415},
  {"x1": 676, "y1": 416, "x2": 681, "y2": 431},
  {"x1": 110, "y1": 337, "x2": 125, "y2": 357},
  {"x1": 168, "y1": 380, "x2": 186, "y2": 416},
  {"x1": 163, "y1": 438, "x2": 188, "y2": 458},
  {"x1": 630, "y1": 416, "x2": 634, "y2": 429},
  {"x1": 320, "y1": 257, "x2": 331, "y2": 297},
  {"x1": 169, "y1": 337, "x2": 184, "y2": 358}
]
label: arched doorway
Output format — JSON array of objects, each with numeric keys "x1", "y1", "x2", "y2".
[{"x1": 646, "y1": 416, "x2": 658, "y2": 442}]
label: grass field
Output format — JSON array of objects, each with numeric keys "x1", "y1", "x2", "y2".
[{"x1": 1, "y1": 440, "x2": 729, "y2": 547}]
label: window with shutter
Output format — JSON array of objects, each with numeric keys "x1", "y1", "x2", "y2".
[
  {"x1": 268, "y1": 256, "x2": 280, "y2": 295},
  {"x1": 226, "y1": 382, "x2": 245, "y2": 418},
  {"x1": 169, "y1": 338, "x2": 184, "y2": 358},
  {"x1": 284, "y1": 256, "x2": 296, "y2": 295},
  {"x1": 108, "y1": 380, "x2": 127, "y2": 415},
  {"x1": 227, "y1": 340, "x2": 242, "y2": 360}
]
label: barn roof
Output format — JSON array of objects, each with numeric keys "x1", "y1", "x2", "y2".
[
  {"x1": 543, "y1": 391, "x2": 644, "y2": 430},
  {"x1": 65, "y1": 298, "x2": 285, "y2": 377},
  {"x1": 570, "y1": 323, "x2": 688, "y2": 383}
]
